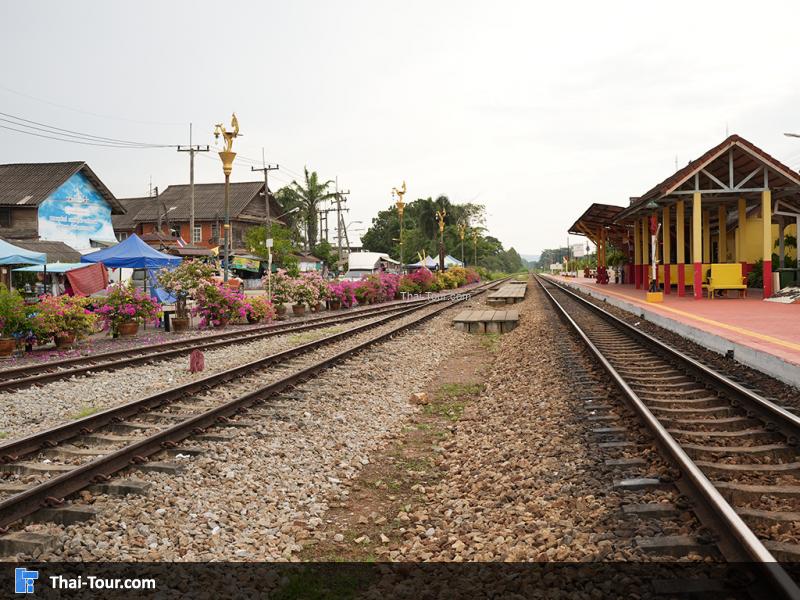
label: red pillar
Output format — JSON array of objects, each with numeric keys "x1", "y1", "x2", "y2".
[
  {"x1": 663, "y1": 265, "x2": 671, "y2": 294},
  {"x1": 763, "y1": 260, "x2": 772, "y2": 298},
  {"x1": 634, "y1": 264, "x2": 640, "y2": 288},
  {"x1": 677, "y1": 265, "x2": 685, "y2": 297},
  {"x1": 693, "y1": 263, "x2": 703, "y2": 300}
]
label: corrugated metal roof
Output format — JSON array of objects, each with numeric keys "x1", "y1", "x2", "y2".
[
  {"x1": 0, "y1": 162, "x2": 124, "y2": 214},
  {"x1": 131, "y1": 182, "x2": 266, "y2": 222},
  {"x1": 112, "y1": 196, "x2": 152, "y2": 230},
  {"x1": 8, "y1": 239, "x2": 82, "y2": 263}
]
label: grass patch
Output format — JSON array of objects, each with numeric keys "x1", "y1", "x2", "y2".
[
  {"x1": 437, "y1": 382, "x2": 484, "y2": 399},
  {"x1": 72, "y1": 406, "x2": 99, "y2": 420},
  {"x1": 0, "y1": 431, "x2": 7, "y2": 439},
  {"x1": 289, "y1": 326, "x2": 344, "y2": 345},
  {"x1": 424, "y1": 401, "x2": 465, "y2": 421},
  {"x1": 478, "y1": 332, "x2": 501, "y2": 352}
]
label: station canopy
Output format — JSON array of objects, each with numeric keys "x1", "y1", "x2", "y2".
[
  {"x1": 568, "y1": 203, "x2": 629, "y2": 247},
  {"x1": 80, "y1": 234, "x2": 182, "y2": 269}
]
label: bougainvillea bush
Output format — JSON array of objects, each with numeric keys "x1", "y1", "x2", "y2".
[
  {"x1": 328, "y1": 280, "x2": 358, "y2": 308},
  {"x1": 32, "y1": 295, "x2": 97, "y2": 343},
  {"x1": 407, "y1": 268, "x2": 436, "y2": 292},
  {"x1": 192, "y1": 283, "x2": 247, "y2": 328},
  {"x1": 245, "y1": 295, "x2": 276, "y2": 323},
  {"x1": 95, "y1": 283, "x2": 160, "y2": 335},
  {"x1": 157, "y1": 260, "x2": 215, "y2": 318},
  {"x1": 266, "y1": 269, "x2": 293, "y2": 307},
  {"x1": 354, "y1": 272, "x2": 401, "y2": 304},
  {"x1": 289, "y1": 274, "x2": 320, "y2": 307},
  {"x1": 299, "y1": 271, "x2": 329, "y2": 304}
]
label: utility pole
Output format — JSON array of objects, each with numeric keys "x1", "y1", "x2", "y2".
[
  {"x1": 177, "y1": 123, "x2": 210, "y2": 244},
  {"x1": 251, "y1": 150, "x2": 279, "y2": 298},
  {"x1": 334, "y1": 178, "x2": 350, "y2": 267}
]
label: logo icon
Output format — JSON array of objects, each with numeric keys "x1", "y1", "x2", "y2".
[{"x1": 15, "y1": 568, "x2": 38, "y2": 594}]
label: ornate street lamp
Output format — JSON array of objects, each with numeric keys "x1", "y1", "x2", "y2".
[
  {"x1": 393, "y1": 181, "x2": 406, "y2": 272},
  {"x1": 213, "y1": 114, "x2": 241, "y2": 282},
  {"x1": 458, "y1": 222, "x2": 467, "y2": 266},
  {"x1": 435, "y1": 208, "x2": 447, "y2": 271}
]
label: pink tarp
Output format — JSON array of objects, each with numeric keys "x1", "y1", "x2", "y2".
[{"x1": 66, "y1": 262, "x2": 109, "y2": 297}]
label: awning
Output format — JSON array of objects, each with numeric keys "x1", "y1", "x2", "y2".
[
  {"x1": 0, "y1": 238, "x2": 47, "y2": 266},
  {"x1": 13, "y1": 263, "x2": 86, "y2": 273},
  {"x1": 81, "y1": 233, "x2": 181, "y2": 269},
  {"x1": 231, "y1": 256, "x2": 261, "y2": 272}
]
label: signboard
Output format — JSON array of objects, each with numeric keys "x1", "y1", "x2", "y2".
[
  {"x1": 38, "y1": 172, "x2": 116, "y2": 249},
  {"x1": 231, "y1": 256, "x2": 261, "y2": 272}
]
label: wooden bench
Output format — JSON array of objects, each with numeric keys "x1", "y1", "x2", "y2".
[
  {"x1": 486, "y1": 284, "x2": 527, "y2": 305},
  {"x1": 703, "y1": 263, "x2": 747, "y2": 299},
  {"x1": 453, "y1": 309, "x2": 519, "y2": 333}
]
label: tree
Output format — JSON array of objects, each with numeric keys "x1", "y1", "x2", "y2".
[
  {"x1": 244, "y1": 223, "x2": 298, "y2": 266},
  {"x1": 281, "y1": 167, "x2": 337, "y2": 250}
]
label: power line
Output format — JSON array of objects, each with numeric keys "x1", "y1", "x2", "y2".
[{"x1": 0, "y1": 123, "x2": 174, "y2": 149}]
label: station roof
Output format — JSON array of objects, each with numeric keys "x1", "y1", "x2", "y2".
[
  {"x1": 568, "y1": 203, "x2": 629, "y2": 246},
  {"x1": 617, "y1": 134, "x2": 800, "y2": 222}
]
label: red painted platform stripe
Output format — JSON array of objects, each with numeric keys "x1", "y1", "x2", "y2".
[
  {"x1": 693, "y1": 262, "x2": 702, "y2": 300},
  {"x1": 634, "y1": 263, "x2": 641, "y2": 289},
  {"x1": 677, "y1": 264, "x2": 685, "y2": 297}
]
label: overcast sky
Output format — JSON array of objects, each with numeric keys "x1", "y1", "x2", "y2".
[{"x1": 3, "y1": 0, "x2": 800, "y2": 256}]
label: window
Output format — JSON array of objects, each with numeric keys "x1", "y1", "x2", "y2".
[
  {"x1": 211, "y1": 223, "x2": 219, "y2": 239},
  {"x1": 0, "y1": 208, "x2": 11, "y2": 228},
  {"x1": 193, "y1": 226, "x2": 202, "y2": 243}
]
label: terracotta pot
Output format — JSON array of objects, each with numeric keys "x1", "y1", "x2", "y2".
[
  {"x1": 118, "y1": 321, "x2": 139, "y2": 337},
  {"x1": 171, "y1": 317, "x2": 190, "y2": 333},
  {"x1": 55, "y1": 332, "x2": 77, "y2": 348},
  {"x1": 0, "y1": 337, "x2": 15, "y2": 358},
  {"x1": 276, "y1": 304, "x2": 287, "y2": 316},
  {"x1": 315, "y1": 302, "x2": 323, "y2": 312},
  {"x1": 329, "y1": 300, "x2": 341, "y2": 311},
  {"x1": 216, "y1": 318, "x2": 229, "y2": 328},
  {"x1": 292, "y1": 304, "x2": 306, "y2": 317}
]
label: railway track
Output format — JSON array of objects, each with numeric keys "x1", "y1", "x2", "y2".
[
  {"x1": 0, "y1": 279, "x2": 499, "y2": 538},
  {"x1": 0, "y1": 296, "x2": 442, "y2": 391},
  {"x1": 536, "y1": 275, "x2": 800, "y2": 599}
]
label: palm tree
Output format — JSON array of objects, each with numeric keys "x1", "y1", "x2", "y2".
[{"x1": 285, "y1": 167, "x2": 337, "y2": 250}]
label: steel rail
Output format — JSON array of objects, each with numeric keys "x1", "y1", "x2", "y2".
[
  {"x1": 0, "y1": 299, "x2": 433, "y2": 391},
  {"x1": 0, "y1": 284, "x2": 486, "y2": 530},
  {"x1": 535, "y1": 275, "x2": 800, "y2": 600}
]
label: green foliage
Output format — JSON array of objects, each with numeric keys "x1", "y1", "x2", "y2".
[
  {"x1": 244, "y1": 223, "x2": 300, "y2": 267},
  {"x1": 156, "y1": 260, "x2": 215, "y2": 318},
  {"x1": 0, "y1": 285, "x2": 28, "y2": 339},
  {"x1": 279, "y1": 167, "x2": 337, "y2": 249},
  {"x1": 312, "y1": 240, "x2": 337, "y2": 272}
]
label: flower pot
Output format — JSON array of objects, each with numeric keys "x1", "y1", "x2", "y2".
[
  {"x1": 216, "y1": 318, "x2": 229, "y2": 328},
  {"x1": 276, "y1": 304, "x2": 287, "y2": 317},
  {"x1": 329, "y1": 300, "x2": 341, "y2": 311},
  {"x1": 315, "y1": 302, "x2": 323, "y2": 312},
  {"x1": 292, "y1": 304, "x2": 306, "y2": 317},
  {"x1": 0, "y1": 338, "x2": 15, "y2": 358},
  {"x1": 118, "y1": 321, "x2": 139, "y2": 337},
  {"x1": 55, "y1": 332, "x2": 77, "y2": 348},
  {"x1": 171, "y1": 317, "x2": 190, "y2": 333}
]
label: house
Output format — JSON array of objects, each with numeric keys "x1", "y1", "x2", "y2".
[
  {"x1": 0, "y1": 162, "x2": 124, "y2": 249},
  {"x1": 116, "y1": 182, "x2": 286, "y2": 254}
]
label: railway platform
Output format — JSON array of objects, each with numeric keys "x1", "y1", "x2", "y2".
[{"x1": 547, "y1": 275, "x2": 800, "y2": 387}]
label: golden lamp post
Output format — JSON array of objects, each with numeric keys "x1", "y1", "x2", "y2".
[
  {"x1": 471, "y1": 229, "x2": 478, "y2": 266},
  {"x1": 458, "y1": 222, "x2": 467, "y2": 266},
  {"x1": 213, "y1": 114, "x2": 241, "y2": 282},
  {"x1": 435, "y1": 208, "x2": 446, "y2": 272},
  {"x1": 393, "y1": 181, "x2": 406, "y2": 272}
]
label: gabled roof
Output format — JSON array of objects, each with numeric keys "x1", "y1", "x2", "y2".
[
  {"x1": 0, "y1": 162, "x2": 124, "y2": 214},
  {"x1": 619, "y1": 135, "x2": 800, "y2": 221},
  {"x1": 11, "y1": 239, "x2": 82, "y2": 263},
  {"x1": 112, "y1": 196, "x2": 152, "y2": 230},
  {"x1": 131, "y1": 182, "x2": 273, "y2": 222}
]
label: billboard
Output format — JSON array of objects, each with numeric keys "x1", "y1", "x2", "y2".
[{"x1": 38, "y1": 172, "x2": 116, "y2": 250}]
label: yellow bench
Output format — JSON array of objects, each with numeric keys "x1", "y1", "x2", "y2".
[
  {"x1": 657, "y1": 264, "x2": 709, "y2": 288},
  {"x1": 703, "y1": 263, "x2": 747, "y2": 299}
]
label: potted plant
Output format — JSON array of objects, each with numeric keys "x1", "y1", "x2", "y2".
[
  {"x1": 328, "y1": 280, "x2": 357, "y2": 309},
  {"x1": 0, "y1": 285, "x2": 27, "y2": 357},
  {"x1": 193, "y1": 282, "x2": 247, "y2": 328},
  {"x1": 33, "y1": 295, "x2": 97, "y2": 348},
  {"x1": 245, "y1": 295, "x2": 275, "y2": 324},
  {"x1": 301, "y1": 272, "x2": 327, "y2": 312},
  {"x1": 289, "y1": 276, "x2": 316, "y2": 316},
  {"x1": 157, "y1": 260, "x2": 215, "y2": 333},
  {"x1": 268, "y1": 269, "x2": 293, "y2": 317},
  {"x1": 95, "y1": 282, "x2": 161, "y2": 337}
]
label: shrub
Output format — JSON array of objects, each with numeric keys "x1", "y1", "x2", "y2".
[
  {"x1": 266, "y1": 269, "x2": 293, "y2": 307},
  {"x1": 193, "y1": 283, "x2": 248, "y2": 328},
  {"x1": 408, "y1": 268, "x2": 435, "y2": 292},
  {"x1": 289, "y1": 275, "x2": 319, "y2": 307},
  {"x1": 300, "y1": 271, "x2": 329, "y2": 303},
  {"x1": 32, "y1": 295, "x2": 97, "y2": 342},
  {"x1": 245, "y1": 295, "x2": 276, "y2": 323},
  {"x1": 95, "y1": 283, "x2": 160, "y2": 335},
  {"x1": 157, "y1": 260, "x2": 215, "y2": 318},
  {"x1": 0, "y1": 285, "x2": 31, "y2": 341},
  {"x1": 398, "y1": 275, "x2": 420, "y2": 295},
  {"x1": 328, "y1": 280, "x2": 358, "y2": 307},
  {"x1": 447, "y1": 266, "x2": 468, "y2": 287}
]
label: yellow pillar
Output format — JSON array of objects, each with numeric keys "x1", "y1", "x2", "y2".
[
  {"x1": 718, "y1": 204, "x2": 727, "y2": 263},
  {"x1": 762, "y1": 189, "x2": 772, "y2": 297},
  {"x1": 737, "y1": 198, "x2": 746, "y2": 263},
  {"x1": 692, "y1": 192, "x2": 702, "y2": 299},
  {"x1": 703, "y1": 209, "x2": 711, "y2": 264},
  {"x1": 634, "y1": 220, "x2": 641, "y2": 288},
  {"x1": 676, "y1": 199, "x2": 685, "y2": 296}
]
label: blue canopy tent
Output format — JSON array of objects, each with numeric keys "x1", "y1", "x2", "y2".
[
  {"x1": 444, "y1": 255, "x2": 464, "y2": 268},
  {"x1": 13, "y1": 263, "x2": 86, "y2": 273},
  {"x1": 0, "y1": 238, "x2": 47, "y2": 290},
  {"x1": 81, "y1": 234, "x2": 181, "y2": 304}
]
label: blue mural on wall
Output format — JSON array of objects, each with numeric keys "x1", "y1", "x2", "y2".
[{"x1": 38, "y1": 172, "x2": 116, "y2": 249}]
